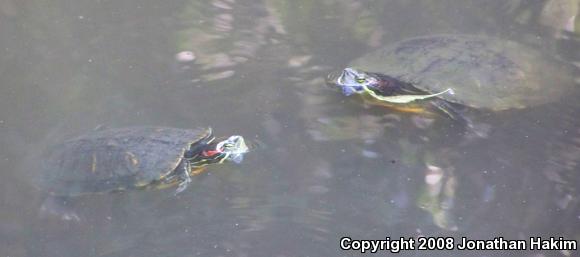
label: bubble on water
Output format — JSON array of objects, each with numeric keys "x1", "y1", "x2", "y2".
[
  {"x1": 201, "y1": 70, "x2": 235, "y2": 81},
  {"x1": 175, "y1": 51, "x2": 196, "y2": 62},
  {"x1": 212, "y1": 0, "x2": 232, "y2": 9},
  {"x1": 361, "y1": 149, "x2": 379, "y2": 159},
  {"x1": 425, "y1": 165, "x2": 444, "y2": 185}
]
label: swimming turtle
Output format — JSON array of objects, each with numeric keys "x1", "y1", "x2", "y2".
[
  {"x1": 38, "y1": 126, "x2": 249, "y2": 220},
  {"x1": 327, "y1": 34, "x2": 575, "y2": 125}
]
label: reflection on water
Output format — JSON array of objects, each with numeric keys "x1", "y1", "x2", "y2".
[{"x1": 0, "y1": 0, "x2": 579, "y2": 256}]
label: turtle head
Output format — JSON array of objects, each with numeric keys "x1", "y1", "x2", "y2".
[
  {"x1": 326, "y1": 68, "x2": 379, "y2": 96},
  {"x1": 186, "y1": 128, "x2": 249, "y2": 167},
  {"x1": 191, "y1": 135, "x2": 249, "y2": 166}
]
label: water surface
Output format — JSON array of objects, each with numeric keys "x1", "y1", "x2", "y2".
[{"x1": 0, "y1": 0, "x2": 579, "y2": 256}]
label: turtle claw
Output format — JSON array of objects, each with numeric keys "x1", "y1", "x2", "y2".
[{"x1": 175, "y1": 180, "x2": 190, "y2": 195}]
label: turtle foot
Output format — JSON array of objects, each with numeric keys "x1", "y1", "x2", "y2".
[
  {"x1": 465, "y1": 121, "x2": 491, "y2": 139},
  {"x1": 39, "y1": 196, "x2": 81, "y2": 222}
]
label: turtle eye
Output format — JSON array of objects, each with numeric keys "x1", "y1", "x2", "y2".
[{"x1": 220, "y1": 142, "x2": 234, "y2": 151}]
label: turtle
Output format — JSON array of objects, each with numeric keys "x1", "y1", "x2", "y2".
[
  {"x1": 37, "y1": 126, "x2": 249, "y2": 221},
  {"x1": 326, "y1": 34, "x2": 576, "y2": 126}
]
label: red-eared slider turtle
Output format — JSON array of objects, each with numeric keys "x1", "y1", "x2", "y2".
[
  {"x1": 38, "y1": 126, "x2": 249, "y2": 220},
  {"x1": 327, "y1": 34, "x2": 575, "y2": 125}
]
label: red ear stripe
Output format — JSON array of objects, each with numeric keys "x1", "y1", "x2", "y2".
[{"x1": 202, "y1": 150, "x2": 221, "y2": 157}]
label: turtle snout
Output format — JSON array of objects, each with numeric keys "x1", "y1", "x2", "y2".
[{"x1": 326, "y1": 70, "x2": 343, "y2": 86}]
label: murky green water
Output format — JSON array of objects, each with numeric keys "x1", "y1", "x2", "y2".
[{"x1": 1, "y1": 0, "x2": 579, "y2": 256}]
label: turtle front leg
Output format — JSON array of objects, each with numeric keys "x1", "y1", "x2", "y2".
[
  {"x1": 40, "y1": 196, "x2": 81, "y2": 222},
  {"x1": 175, "y1": 160, "x2": 192, "y2": 194}
]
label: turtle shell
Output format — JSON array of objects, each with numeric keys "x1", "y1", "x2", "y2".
[
  {"x1": 351, "y1": 34, "x2": 575, "y2": 111},
  {"x1": 39, "y1": 127, "x2": 212, "y2": 196}
]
